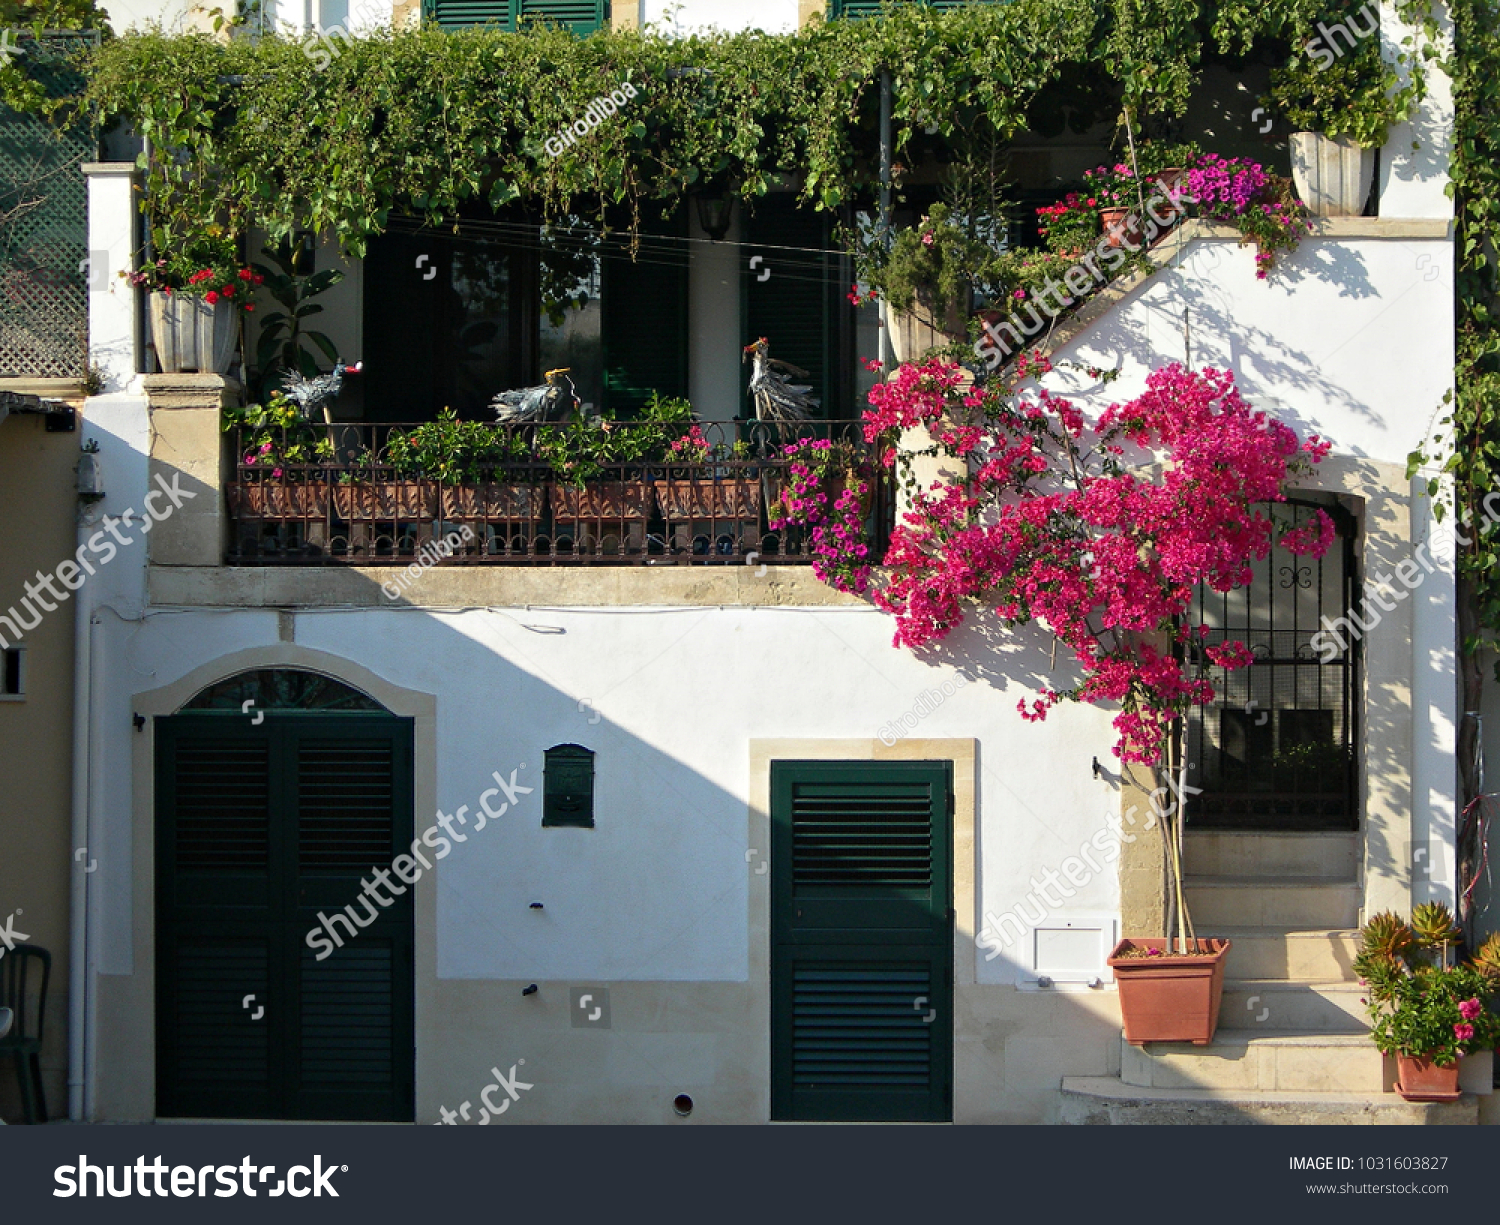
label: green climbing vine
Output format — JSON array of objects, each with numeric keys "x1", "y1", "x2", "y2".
[{"x1": 63, "y1": 0, "x2": 1421, "y2": 260}]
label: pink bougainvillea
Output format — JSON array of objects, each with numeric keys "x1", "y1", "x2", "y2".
[{"x1": 853, "y1": 357, "x2": 1332, "y2": 764}]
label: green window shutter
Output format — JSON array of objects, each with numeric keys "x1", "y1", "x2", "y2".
[
  {"x1": 601, "y1": 212, "x2": 689, "y2": 414},
  {"x1": 743, "y1": 196, "x2": 844, "y2": 418},
  {"x1": 829, "y1": 0, "x2": 998, "y2": 15},
  {"x1": 518, "y1": 0, "x2": 606, "y2": 32},
  {"x1": 424, "y1": 0, "x2": 604, "y2": 32},
  {"x1": 770, "y1": 760, "x2": 953, "y2": 1122}
]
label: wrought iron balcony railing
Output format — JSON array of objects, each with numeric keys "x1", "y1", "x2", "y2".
[{"x1": 225, "y1": 417, "x2": 891, "y2": 567}]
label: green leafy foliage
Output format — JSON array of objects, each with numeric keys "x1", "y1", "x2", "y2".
[
  {"x1": 252, "y1": 244, "x2": 344, "y2": 381},
  {"x1": 1354, "y1": 905, "x2": 1500, "y2": 1064},
  {"x1": 385, "y1": 408, "x2": 528, "y2": 484}
]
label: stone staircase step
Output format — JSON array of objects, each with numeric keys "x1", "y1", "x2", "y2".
[
  {"x1": 1185, "y1": 876, "x2": 1360, "y2": 928},
  {"x1": 1120, "y1": 1031, "x2": 1385, "y2": 1093},
  {"x1": 1184, "y1": 831, "x2": 1358, "y2": 878},
  {"x1": 1213, "y1": 927, "x2": 1361, "y2": 981},
  {"x1": 1219, "y1": 980, "x2": 1369, "y2": 1033},
  {"x1": 1060, "y1": 1077, "x2": 1478, "y2": 1125}
]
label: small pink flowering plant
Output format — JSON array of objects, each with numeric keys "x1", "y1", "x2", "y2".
[
  {"x1": 856, "y1": 354, "x2": 1333, "y2": 767},
  {"x1": 1354, "y1": 905, "x2": 1500, "y2": 1065},
  {"x1": 767, "y1": 438, "x2": 876, "y2": 595}
]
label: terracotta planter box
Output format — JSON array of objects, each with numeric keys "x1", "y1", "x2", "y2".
[
  {"x1": 654, "y1": 477, "x2": 762, "y2": 520},
  {"x1": 1395, "y1": 1053, "x2": 1462, "y2": 1102},
  {"x1": 334, "y1": 481, "x2": 437, "y2": 521},
  {"x1": 550, "y1": 482, "x2": 655, "y2": 521},
  {"x1": 441, "y1": 483, "x2": 546, "y2": 520},
  {"x1": 229, "y1": 481, "x2": 329, "y2": 521},
  {"x1": 149, "y1": 292, "x2": 237, "y2": 374},
  {"x1": 1108, "y1": 937, "x2": 1231, "y2": 1046},
  {"x1": 1100, "y1": 207, "x2": 1144, "y2": 250}
]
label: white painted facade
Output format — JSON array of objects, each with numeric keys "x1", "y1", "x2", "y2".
[{"x1": 55, "y1": 1, "x2": 1479, "y2": 1123}]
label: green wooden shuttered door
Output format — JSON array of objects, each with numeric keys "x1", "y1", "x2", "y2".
[
  {"x1": 770, "y1": 760, "x2": 953, "y2": 1122},
  {"x1": 601, "y1": 212, "x2": 689, "y2": 414},
  {"x1": 156, "y1": 714, "x2": 414, "y2": 1121},
  {"x1": 743, "y1": 196, "x2": 844, "y2": 418},
  {"x1": 423, "y1": 0, "x2": 605, "y2": 33}
]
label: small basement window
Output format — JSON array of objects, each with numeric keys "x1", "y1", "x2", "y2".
[
  {"x1": 543, "y1": 743, "x2": 595, "y2": 827},
  {"x1": 0, "y1": 647, "x2": 24, "y2": 700}
]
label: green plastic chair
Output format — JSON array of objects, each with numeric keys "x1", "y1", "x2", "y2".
[{"x1": 0, "y1": 945, "x2": 49, "y2": 1124}]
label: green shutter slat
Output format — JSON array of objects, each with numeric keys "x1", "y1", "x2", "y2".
[
  {"x1": 301, "y1": 944, "x2": 396, "y2": 1086},
  {"x1": 519, "y1": 0, "x2": 605, "y2": 30},
  {"x1": 427, "y1": 0, "x2": 604, "y2": 32},
  {"x1": 602, "y1": 214, "x2": 689, "y2": 414},
  {"x1": 298, "y1": 739, "x2": 397, "y2": 871},
  {"x1": 744, "y1": 197, "x2": 841, "y2": 418}
]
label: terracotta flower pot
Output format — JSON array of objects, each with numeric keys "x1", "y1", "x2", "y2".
[
  {"x1": 1394, "y1": 1053, "x2": 1462, "y2": 1102},
  {"x1": 334, "y1": 481, "x2": 437, "y2": 521},
  {"x1": 1100, "y1": 207, "x2": 1144, "y2": 251},
  {"x1": 1108, "y1": 937, "x2": 1232, "y2": 1046},
  {"x1": 149, "y1": 292, "x2": 237, "y2": 374}
]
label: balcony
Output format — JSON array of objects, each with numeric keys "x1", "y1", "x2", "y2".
[{"x1": 223, "y1": 417, "x2": 891, "y2": 567}]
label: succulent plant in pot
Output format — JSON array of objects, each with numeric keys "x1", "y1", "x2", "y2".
[{"x1": 1353, "y1": 903, "x2": 1500, "y2": 1101}]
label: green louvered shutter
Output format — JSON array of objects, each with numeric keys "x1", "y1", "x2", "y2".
[
  {"x1": 601, "y1": 212, "x2": 689, "y2": 414},
  {"x1": 424, "y1": 0, "x2": 605, "y2": 32},
  {"x1": 770, "y1": 760, "x2": 953, "y2": 1122},
  {"x1": 743, "y1": 196, "x2": 844, "y2": 419},
  {"x1": 830, "y1": 0, "x2": 998, "y2": 15},
  {"x1": 156, "y1": 714, "x2": 414, "y2": 1121}
]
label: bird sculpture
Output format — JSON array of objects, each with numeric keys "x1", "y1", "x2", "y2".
[
  {"x1": 742, "y1": 337, "x2": 818, "y2": 428},
  {"x1": 282, "y1": 361, "x2": 363, "y2": 424},
  {"x1": 491, "y1": 368, "x2": 580, "y2": 424}
]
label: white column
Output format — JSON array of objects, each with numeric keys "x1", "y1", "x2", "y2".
[
  {"x1": 81, "y1": 163, "x2": 140, "y2": 395},
  {"x1": 1378, "y1": 0, "x2": 1454, "y2": 219}
]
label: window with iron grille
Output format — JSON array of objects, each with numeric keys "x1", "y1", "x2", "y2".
[{"x1": 1184, "y1": 497, "x2": 1358, "y2": 831}]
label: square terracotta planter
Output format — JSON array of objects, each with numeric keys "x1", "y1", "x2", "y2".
[
  {"x1": 1108, "y1": 937, "x2": 1231, "y2": 1046},
  {"x1": 1394, "y1": 1053, "x2": 1462, "y2": 1102}
]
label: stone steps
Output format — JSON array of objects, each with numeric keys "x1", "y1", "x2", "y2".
[
  {"x1": 1214, "y1": 927, "x2": 1361, "y2": 981},
  {"x1": 1219, "y1": 979, "x2": 1369, "y2": 1033},
  {"x1": 1184, "y1": 831, "x2": 1358, "y2": 878},
  {"x1": 1120, "y1": 1031, "x2": 1385, "y2": 1093},
  {"x1": 1185, "y1": 876, "x2": 1360, "y2": 929},
  {"x1": 1060, "y1": 1077, "x2": 1478, "y2": 1125}
]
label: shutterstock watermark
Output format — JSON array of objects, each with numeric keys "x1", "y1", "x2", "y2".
[
  {"x1": 1309, "y1": 495, "x2": 1500, "y2": 663},
  {"x1": 435, "y1": 1060, "x2": 533, "y2": 1124},
  {"x1": 974, "y1": 178, "x2": 1195, "y2": 372},
  {"x1": 302, "y1": 0, "x2": 386, "y2": 70},
  {"x1": 54, "y1": 1155, "x2": 343, "y2": 1198},
  {"x1": 381, "y1": 526, "x2": 474, "y2": 601},
  {"x1": 304, "y1": 763, "x2": 533, "y2": 960},
  {"x1": 878, "y1": 674, "x2": 971, "y2": 745},
  {"x1": 0, "y1": 472, "x2": 195, "y2": 652},
  {"x1": 1305, "y1": 2, "x2": 1379, "y2": 70},
  {"x1": 976, "y1": 775, "x2": 1199, "y2": 961},
  {"x1": 545, "y1": 82, "x2": 640, "y2": 158}
]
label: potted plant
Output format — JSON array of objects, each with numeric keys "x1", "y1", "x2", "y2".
[
  {"x1": 128, "y1": 239, "x2": 260, "y2": 375},
  {"x1": 1266, "y1": 0, "x2": 1420, "y2": 216},
  {"x1": 1082, "y1": 163, "x2": 1146, "y2": 250},
  {"x1": 1108, "y1": 936, "x2": 1233, "y2": 1046},
  {"x1": 222, "y1": 392, "x2": 333, "y2": 520},
  {"x1": 1353, "y1": 904, "x2": 1500, "y2": 1101},
  {"x1": 1181, "y1": 153, "x2": 1313, "y2": 278},
  {"x1": 251, "y1": 244, "x2": 348, "y2": 398}
]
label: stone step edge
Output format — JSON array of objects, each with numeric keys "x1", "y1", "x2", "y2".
[
  {"x1": 1124, "y1": 1029, "x2": 1375, "y2": 1050},
  {"x1": 1184, "y1": 876, "x2": 1360, "y2": 888},
  {"x1": 1062, "y1": 1075, "x2": 1474, "y2": 1108}
]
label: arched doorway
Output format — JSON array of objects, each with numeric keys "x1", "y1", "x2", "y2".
[{"x1": 154, "y1": 669, "x2": 414, "y2": 1121}]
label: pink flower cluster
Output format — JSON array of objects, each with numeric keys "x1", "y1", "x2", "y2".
[
  {"x1": 767, "y1": 439, "x2": 874, "y2": 595},
  {"x1": 865, "y1": 360, "x2": 1333, "y2": 764},
  {"x1": 1186, "y1": 154, "x2": 1267, "y2": 215}
]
